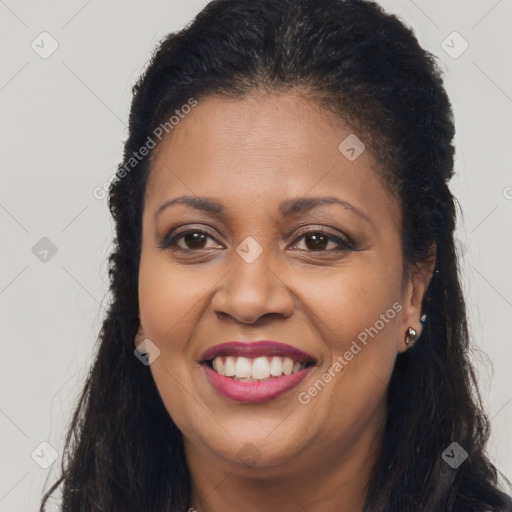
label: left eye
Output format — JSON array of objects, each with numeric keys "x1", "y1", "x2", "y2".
[{"x1": 290, "y1": 231, "x2": 353, "y2": 252}]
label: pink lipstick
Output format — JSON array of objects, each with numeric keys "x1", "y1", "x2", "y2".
[{"x1": 199, "y1": 341, "x2": 316, "y2": 403}]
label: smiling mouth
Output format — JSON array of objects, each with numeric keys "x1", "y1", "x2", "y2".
[{"x1": 202, "y1": 355, "x2": 316, "y2": 382}]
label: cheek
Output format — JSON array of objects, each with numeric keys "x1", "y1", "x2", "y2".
[
  {"x1": 295, "y1": 264, "x2": 402, "y2": 435},
  {"x1": 297, "y1": 258, "x2": 402, "y2": 407},
  {"x1": 137, "y1": 250, "x2": 197, "y2": 349},
  {"x1": 296, "y1": 257, "x2": 402, "y2": 352},
  {"x1": 137, "y1": 253, "x2": 204, "y2": 434}
]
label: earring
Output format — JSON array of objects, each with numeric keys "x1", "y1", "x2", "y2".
[{"x1": 405, "y1": 327, "x2": 417, "y2": 346}]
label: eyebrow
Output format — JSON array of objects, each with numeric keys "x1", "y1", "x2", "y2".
[{"x1": 154, "y1": 195, "x2": 372, "y2": 224}]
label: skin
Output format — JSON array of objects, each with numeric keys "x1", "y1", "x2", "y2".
[{"x1": 135, "y1": 91, "x2": 435, "y2": 512}]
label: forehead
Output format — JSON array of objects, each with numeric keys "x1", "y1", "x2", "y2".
[{"x1": 145, "y1": 92, "x2": 400, "y2": 226}]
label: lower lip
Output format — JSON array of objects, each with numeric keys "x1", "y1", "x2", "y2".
[{"x1": 202, "y1": 364, "x2": 313, "y2": 403}]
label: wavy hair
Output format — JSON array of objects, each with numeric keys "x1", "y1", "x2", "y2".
[{"x1": 41, "y1": 0, "x2": 512, "y2": 510}]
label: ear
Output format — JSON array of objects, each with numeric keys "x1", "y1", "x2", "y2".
[{"x1": 397, "y1": 243, "x2": 436, "y2": 353}]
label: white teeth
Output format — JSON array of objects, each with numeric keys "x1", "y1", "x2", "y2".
[
  {"x1": 224, "y1": 356, "x2": 236, "y2": 377},
  {"x1": 270, "y1": 356, "x2": 284, "y2": 376},
  {"x1": 212, "y1": 357, "x2": 226, "y2": 375},
  {"x1": 210, "y1": 355, "x2": 310, "y2": 380},
  {"x1": 252, "y1": 356, "x2": 271, "y2": 379},
  {"x1": 234, "y1": 356, "x2": 252, "y2": 378},
  {"x1": 283, "y1": 357, "x2": 294, "y2": 375}
]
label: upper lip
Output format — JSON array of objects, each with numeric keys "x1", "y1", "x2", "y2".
[{"x1": 199, "y1": 341, "x2": 316, "y2": 363}]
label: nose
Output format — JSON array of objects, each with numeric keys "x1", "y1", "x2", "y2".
[{"x1": 211, "y1": 247, "x2": 295, "y2": 325}]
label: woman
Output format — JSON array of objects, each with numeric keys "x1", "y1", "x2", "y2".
[{"x1": 40, "y1": 0, "x2": 512, "y2": 510}]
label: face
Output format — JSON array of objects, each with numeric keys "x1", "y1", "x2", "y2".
[{"x1": 137, "y1": 91, "x2": 431, "y2": 474}]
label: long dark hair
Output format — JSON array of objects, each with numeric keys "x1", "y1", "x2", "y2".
[{"x1": 40, "y1": 0, "x2": 512, "y2": 510}]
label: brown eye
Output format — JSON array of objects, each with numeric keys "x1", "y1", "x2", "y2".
[
  {"x1": 302, "y1": 232, "x2": 330, "y2": 251},
  {"x1": 159, "y1": 228, "x2": 223, "y2": 251},
  {"x1": 180, "y1": 231, "x2": 208, "y2": 250},
  {"x1": 292, "y1": 230, "x2": 353, "y2": 252},
  {"x1": 159, "y1": 226, "x2": 354, "y2": 253}
]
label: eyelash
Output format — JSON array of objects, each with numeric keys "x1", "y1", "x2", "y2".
[{"x1": 158, "y1": 225, "x2": 355, "y2": 253}]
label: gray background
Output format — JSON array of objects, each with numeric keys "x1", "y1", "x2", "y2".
[{"x1": 1, "y1": 0, "x2": 511, "y2": 510}]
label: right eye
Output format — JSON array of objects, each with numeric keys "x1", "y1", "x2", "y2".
[{"x1": 158, "y1": 227, "x2": 224, "y2": 251}]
